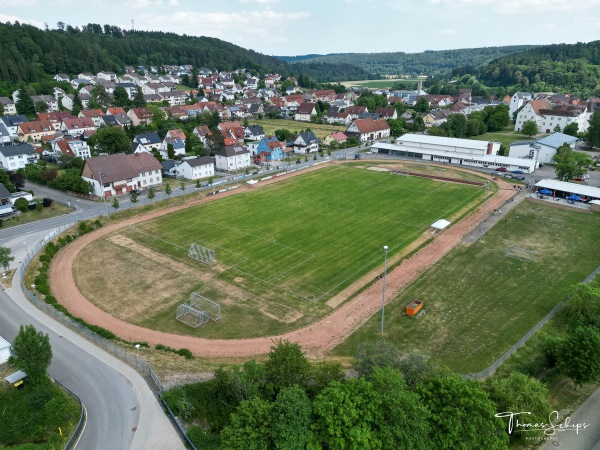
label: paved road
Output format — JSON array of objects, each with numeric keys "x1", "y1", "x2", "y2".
[
  {"x1": 24, "y1": 181, "x2": 99, "y2": 210},
  {"x1": 1, "y1": 229, "x2": 184, "y2": 449}
]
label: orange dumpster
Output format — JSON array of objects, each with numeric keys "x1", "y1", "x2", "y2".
[{"x1": 406, "y1": 299, "x2": 423, "y2": 317}]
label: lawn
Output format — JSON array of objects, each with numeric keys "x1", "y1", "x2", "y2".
[
  {"x1": 340, "y1": 78, "x2": 422, "y2": 89},
  {"x1": 0, "y1": 203, "x2": 74, "y2": 229},
  {"x1": 74, "y1": 164, "x2": 485, "y2": 339},
  {"x1": 333, "y1": 202, "x2": 600, "y2": 373},
  {"x1": 247, "y1": 118, "x2": 346, "y2": 139}
]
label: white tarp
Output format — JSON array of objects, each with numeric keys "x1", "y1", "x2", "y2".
[{"x1": 431, "y1": 219, "x2": 451, "y2": 230}]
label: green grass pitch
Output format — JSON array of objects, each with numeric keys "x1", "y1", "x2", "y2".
[{"x1": 126, "y1": 165, "x2": 484, "y2": 303}]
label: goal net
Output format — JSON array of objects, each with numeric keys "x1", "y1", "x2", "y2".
[
  {"x1": 391, "y1": 169, "x2": 410, "y2": 176},
  {"x1": 504, "y1": 245, "x2": 534, "y2": 262},
  {"x1": 188, "y1": 243, "x2": 216, "y2": 264},
  {"x1": 541, "y1": 217, "x2": 565, "y2": 228},
  {"x1": 190, "y1": 292, "x2": 221, "y2": 321},
  {"x1": 176, "y1": 304, "x2": 209, "y2": 328}
]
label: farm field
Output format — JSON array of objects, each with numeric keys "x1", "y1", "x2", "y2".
[
  {"x1": 247, "y1": 118, "x2": 346, "y2": 139},
  {"x1": 73, "y1": 164, "x2": 485, "y2": 339},
  {"x1": 333, "y1": 202, "x2": 600, "y2": 373}
]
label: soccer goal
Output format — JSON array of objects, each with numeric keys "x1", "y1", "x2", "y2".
[
  {"x1": 188, "y1": 243, "x2": 216, "y2": 265},
  {"x1": 390, "y1": 169, "x2": 410, "y2": 177},
  {"x1": 190, "y1": 292, "x2": 221, "y2": 321},
  {"x1": 541, "y1": 217, "x2": 565, "y2": 228},
  {"x1": 176, "y1": 303, "x2": 209, "y2": 328},
  {"x1": 505, "y1": 245, "x2": 535, "y2": 262}
]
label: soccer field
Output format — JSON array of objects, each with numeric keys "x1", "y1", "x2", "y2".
[
  {"x1": 129, "y1": 166, "x2": 482, "y2": 300},
  {"x1": 76, "y1": 164, "x2": 485, "y2": 338}
]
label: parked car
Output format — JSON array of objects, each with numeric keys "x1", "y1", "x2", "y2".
[
  {"x1": 572, "y1": 175, "x2": 590, "y2": 181},
  {"x1": 503, "y1": 174, "x2": 513, "y2": 179},
  {"x1": 495, "y1": 167, "x2": 507, "y2": 172},
  {"x1": 511, "y1": 170, "x2": 524, "y2": 174}
]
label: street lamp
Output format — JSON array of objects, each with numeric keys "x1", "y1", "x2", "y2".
[
  {"x1": 23, "y1": 241, "x2": 28, "y2": 257},
  {"x1": 98, "y1": 168, "x2": 109, "y2": 219},
  {"x1": 381, "y1": 245, "x2": 389, "y2": 334},
  {"x1": 31, "y1": 284, "x2": 36, "y2": 297},
  {"x1": 479, "y1": 180, "x2": 490, "y2": 241}
]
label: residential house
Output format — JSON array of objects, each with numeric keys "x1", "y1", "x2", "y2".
[
  {"x1": 31, "y1": 95, "x2": 59, "y2": 112},
  {"x1": 293, "y1": 131, "x2": 319, "y2": 154},
  {"x1": 0, "y1": 122, "x2": 11, "y2": 146},
  {"x1": 423, "y1": 110, "x2": 451, "y2": 128},
  {"x1": 116, "y1": 82, "x2": 138, "y2": 99},
  {"x1": 538, "y1": 104, "x2": 592, "y2": 133},
  {"x1": 255, "y1": 137, "x2": 286, "y2": 162},
  {"x1": 53, "y1": 73, "x2": 70, "y2": 82},
  {"x1": 159, "y1": 91, "x2": 188, "y2": 106},
  {"x1": 514, "y1": 100, "x2": 552, "y2": 132},
  {"x1": 60, "y1": 118, "x2": 96, "y2": 137},
  {"x1": 81, "y1": 152, "x2": 163, "y2": 197},
  {"x1": 345, "y1": 119, "x2": 391, "y2": 142},
  {"x1": 375, "y1": 107, "x2": 398, "y2": 120},
  {"x1": 78, "y1": 109, "x2": 106, "y2": 127},
  {"x1": 37, "y1": 111, "x2": 75, "y2": 130},
  {"x1": 324, "y1": 111, "x2": 352, "y2": 126},
  {"x1": 128, "y1": 107, "x2": 153, "y2": 126},
  {"x1": 323, "y1": 132, "x2": 347, "y2": 146},
  {"x1": 193, "y1": 125, "x2": 212, "y2": 146},
  {"x1": 245, "y1": 124, "x2": 265, "y2": 141},
  {"x1": 51, "y1": 139, "x2": 91, "y2": 160},
  {"x1": 346, "y1": 106, "x2": 368, "y2": 120},
  {"x1": 218, "y1": 122, "x2": 245, "y2": 144},
  {"x1": 0, "y1": 143, "x2": 37, "y2": 169},
  {"x1": 0, "y1": 97, "x2": 16, "y2": 115},
  {"x1": 106, "y1": 107, "x2": 126, "y2": 116},
  {"x1": 160, "y1": 129, "x2": 187, "y2": 159},
  {"x1": 509, "y1": 92, "x2": 533, "y2": 119},
  {"x1": 97, "y1": 71, "x2": 117, "y2": 82},
  {"x1": 17, "y1": 120, "x2": 55, "y2": 142},
  {"x1": 176, "y1": 156, "x2": 215, "y2": 180},
  {"x1": 0, "y1": 115, "x2": 27, "y2": 139},
  {"x1": 134, "y1": 132, "x2": 162, "y2": 152},
  {"x1": 294, "y1": 103, "x2": 317, "y2": 122},
  {"x1": 214, "y1": 145, "x2": 251, "y2": 172}
]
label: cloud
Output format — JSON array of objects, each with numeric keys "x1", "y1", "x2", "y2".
[
  {"x1": 437, "y1": 28, "x2": 457, "y2": 35},
  {"x1": 0, "y1": 0, "x2": 38, "y2": 6},
  {"x1": 426, "y1": 0, "x2": 600, "y2": 12},
  {"x1": 239, "y1": 0, "x2": 278, "y2": 3},
  {"x1": 0, "y1": 13, "x2": 44, "y2": 28}
]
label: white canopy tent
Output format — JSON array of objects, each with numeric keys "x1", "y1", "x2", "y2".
[{"x1": 431, "y1": 219, "x2": 451, "y2": 234}]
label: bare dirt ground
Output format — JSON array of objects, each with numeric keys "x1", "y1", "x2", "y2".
[{"x1": 49, "y1": 162, "x2": 518, "y2": 359}]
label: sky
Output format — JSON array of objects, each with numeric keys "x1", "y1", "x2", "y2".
[{"x1": 1, "y1": 0, "x2": 599, "y2": 56}]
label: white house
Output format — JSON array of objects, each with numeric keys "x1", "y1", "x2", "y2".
[
  {"x1": 345, "y1": 119, "x2": 391, "y2": 142},
  {"x1": 0, "y1": 143, "x2": 38, "y2": 170},
  {"x1": 293, "y1": 131, "x2": 319, "y2": 154},
  {"x1": 51, "y1": 139, "x2": 91, "y2": 160},
  {"x1": 97, "y1": 71, "x2": 117, "y2": 82},
  {"x1": 509, "y1": 92, "x2": 532, "y2": 119},
  {"x1": 0, "y1": 336, "x2": 11, "y2": 364},
  {"x1": 81, "y1": 153, "x2": 163, "y2": 197},
  {"x1": 0, "y1": 97, "x2": 17, "y2": 115},
  {"x1": 31, "y1": 95, "x2": 59, "y2": 112},
  {"x1": 176, "y1": 156, "x2": 215, "y2": 180},
  {"x1": 294, "y1": 103, "x2": 317, "y2": 122},
  {"x1": 214, "y1": 146, "x2": 251, "y2": 172}
]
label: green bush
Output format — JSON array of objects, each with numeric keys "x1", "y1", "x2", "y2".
[
  {"x1": 187, "y1": 426, "x2": 220, "y2": 450},
  {"x1": 14, "y1": 197, "x2": 29, "y2": 213}
]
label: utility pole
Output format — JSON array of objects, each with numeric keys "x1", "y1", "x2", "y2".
[
  {"x1": 381, "y1": 245, "x2": 388, "y2": 334},
  {"x1": 479, "y1": 180, "x2": 490, "y2": 240},
  {"x1": 98, "y1": 168, "x2": 109, "y2": 219}
]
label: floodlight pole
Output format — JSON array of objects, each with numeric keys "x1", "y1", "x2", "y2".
[
  {"x1": 381, "y1": 245, "x2": 388, "y2": 334},
  {"x1": 479, "y1": 180, "x2": 490, "y2": 241}
]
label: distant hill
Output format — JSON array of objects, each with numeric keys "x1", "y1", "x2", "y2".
[
  {"x1": 0, "y1": 22, "x2": 372, "y2": 88},
  {"x1": 276, "y1": 46, "x2": 538, "y2": 77},
  {"x1": 473, "y1": 41, "x2": 600, "y2": 94}
]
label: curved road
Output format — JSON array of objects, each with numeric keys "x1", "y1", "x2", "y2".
[{"x1": 1, "y1": 226, "x2": 183, "y2": 448}]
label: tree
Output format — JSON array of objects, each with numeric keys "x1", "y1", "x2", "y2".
[
  {"x1": 274, "y1": 129, "x2": 294, "y2": 141},
  {"x1": 14, "y1": 197, "x2": 29, "y2": 213},
  {"x1": 414, "y1": 96, "x2": 430, "y2": 114},
  {"x1": 112, "y1": 197, "x2": 119, "y2": 209},
  {"x1": 180, "y1": 181, "x2": 185, "y2": 191},
  {"x1": 90, "y1": 126, "x2": 131, "y2": 154},
  {"x1": 0, "y1": 246, "x2": 15, "y2": 272},
  {"x1": 16, "y1": 88, "x2": 36, "y2": 118},
  {"x1": 485, "y1": 372, "x2": 550, "y2": 443},
  {"x1": 112, "y1": 86, "x2": 130, "y2": 108},
  {"x1": 445, "y1": 113, "x2": 467, "y2": 138},
  {"x1": 563, "y1": 122, "x2": 579, "y2": 137},
  {"x1": 130, "y1": 191, "x2": 138, "y2": 203},
  {"x1": 521, "y1": 120, "x2": 538, "y2": 138},
  {"x1": 167, "y1": 143, "x2": 175, "y2": 160},
  {"x1": 147, "y1": 187, "x2": 156, "y2": 201},
  {"x1": 265, "y1": 340, "x2": 311, "y2": 393},
  {"x1": 417, "y1": 375, "x2": 508, "y2": 450},
  {"x1": 71, "y1": 90, "x2": 83, "y2": 116},
  {"x1": 552, "y1": 143, "x2": 593, "y2": 181},
  {"x1": 220, "y1": 398, "x2": 272, "y2": 450},
  {"x1": 131, "y1": 86, "x2": 146, "y2": 108},
  {"x1": 34, "y1": 100, "x2": 49, "y2": 113},
  {"x1": 9, "y1": 170, "x2": 25, "y2": 190},
  {"x1": 164, "y1": 182, "x2": 172, "y2": 197},
  {"x1": 0, "y1": 101, "x2": 4, "y2": 116},
  {"x1": 587, "y1": 111, "x2": 600, "y2": 148},
  {"x1": 387, "y1": 118, "x2": 404, "y2": 137},
  {"x1": 558, "y1": 326, "x2": 600, "y2": 386},
  {"x1": 269, "y1": 386, "x2": 313, "y2": 450},
  {"x1": 371, "y1": 367, "x2": 432, "y2": 450},
  {"x1": 312, "y1": 378, "x2": 382, "y2": 449},
  {"x1": 8, "y1": 324, "x2": 52, "y2": 385}
]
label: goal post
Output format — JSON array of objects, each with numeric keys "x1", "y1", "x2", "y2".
[
  {"x1": 504, "y1": 245, "x2": 534, "y2": 262},
  {"x1": 188, "y1": 243, "x2": 216, "y2": 265},
  {"x1": 176, "y1": 304, "x2": 209, "y2": 328},
  {"x1": 190, "y1": 292, "x2": 221, "y2": 321}
]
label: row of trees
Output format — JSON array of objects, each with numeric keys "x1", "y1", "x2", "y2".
[{"x1": 427, "y1": 104, "x2": 511, "y2": 141}]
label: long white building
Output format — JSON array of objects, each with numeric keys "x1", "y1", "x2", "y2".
[{"x1": 372, "y1": 134, "x2": 537, "y2": 173}]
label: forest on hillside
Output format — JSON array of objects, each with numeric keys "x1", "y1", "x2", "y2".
[
  {"x1": 0, "y1": 22, "x2": 373, "y2": 89},
  {"x1": 471, "y1": 41, "x2": 600, "y2": 96},
  {"x1": 277, "y1": 46, "x2": 537, "y2": 77}
]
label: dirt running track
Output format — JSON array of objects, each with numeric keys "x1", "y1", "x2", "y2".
[{"x1": 49, "y1": 163, "x2": 517, "y2": 359}]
